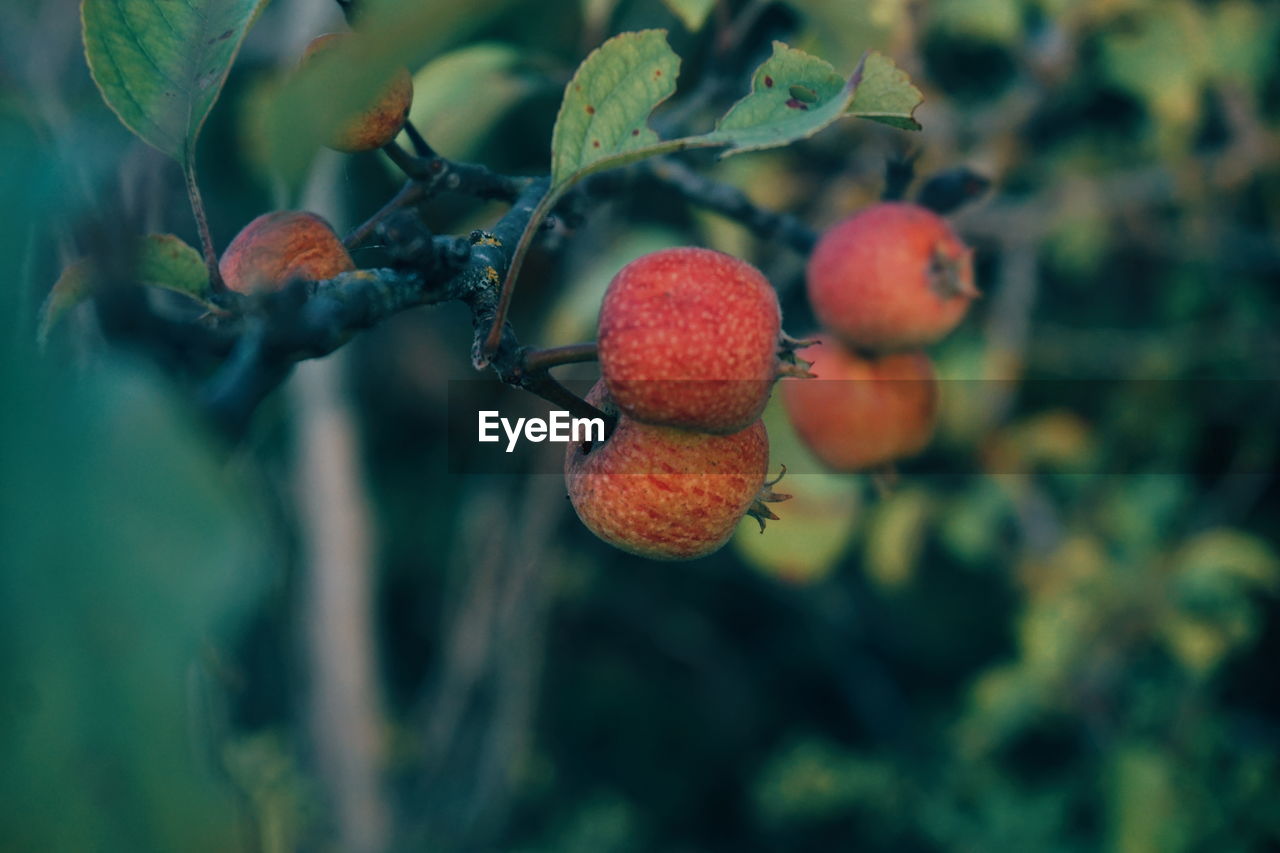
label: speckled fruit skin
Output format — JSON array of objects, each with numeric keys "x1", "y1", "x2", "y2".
[
  {"x1": 219, "y1": 211, "x2": 355, "y2": 294},
  {"x1": 598, "y1": 247, "x2": 782, "y2": 435},
  {"x1": 807, "y1": 202, "x2": 975, "y2": 352},
  {"x1": 566, "y1": 382, "x2": 769, "y2": 561},
  {"x1": 781, "y1": 335, "x2": 937, "y2": 471},
  {"x1": 302, "y1": 33, "x2": 413, "y2": 153}
]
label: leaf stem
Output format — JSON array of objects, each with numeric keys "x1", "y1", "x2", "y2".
[
  {"x1": 520, "y1": 342, "x2": 598, "y2": 372},
  {"x1": 184, "y1": 159, "x2": 224, "y2": 294}
]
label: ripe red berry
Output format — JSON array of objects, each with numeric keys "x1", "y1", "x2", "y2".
[
  {"x1": 598, "y1": 247, "x2": 783, "y2": 435},
  {"x1": 807, "y1": 202, "x2": 976, "y2": 351},
  {"x1": 565, "y1": 381, "x2": 774, "y2": 560},
  {"x1": 301, "y1": 33, "x2": 414, "y2": 153},
  {"x1": 219, "y1": 211, "x2": 354, "y2": 294},
  {"x1": 781, "y1": 335, "x2": 937, "y2": 471}
]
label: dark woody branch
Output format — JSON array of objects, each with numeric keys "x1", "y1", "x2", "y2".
[
  {"x1": 643, "y1": 157, "x2": 818, "y2": 255},
  {"x1": 196, "y1": 178, "x2": 612, "y2": 436},
  {"x1": 114, "y1": 139, "x2": 820, "y2": 437}
]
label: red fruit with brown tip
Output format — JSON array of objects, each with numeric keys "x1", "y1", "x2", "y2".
[
  {"x1": 781, "y1": 335, "x2": 937, "y2": 471},
  {"x1": 807, "y1": 202, "x2": 976, "y2": 352},
  {"x1": 565, "y1": 382, "x2": 773, "y2": 561},
  {"x1": 598, "y1": 247, "x2": 782, "y2": 434},
  {"x1": 219, "y1": 211, "x2": 354, "y2": 294},
  {"x1": 301, "y1": 33, "x2": 414, "y2": 153}
]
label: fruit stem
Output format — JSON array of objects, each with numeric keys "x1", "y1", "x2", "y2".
[
  {"x1": 520, "y1": 342, "x2": 598, "y2": 372},
  {"x1": 184, "y1": 159, "x2": 225, "y2": 295},
  {"x1": 381, "y1": 141, "x2": 428, "y2": 179},
  {"x1": 521, "y1": 371, "x2": 616, "y2": 433}
]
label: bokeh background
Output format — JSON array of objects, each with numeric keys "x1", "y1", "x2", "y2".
[{"x1": 3, "y1": 0, "x2": 1279, "y2": 851}]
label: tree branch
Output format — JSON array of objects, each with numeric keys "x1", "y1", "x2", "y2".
[{"x1": 644, "y1": 157, "x2": 818, "y2": 255}]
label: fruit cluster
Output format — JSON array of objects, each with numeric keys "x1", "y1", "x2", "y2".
[
  {"x1": 566, "y1": 248, "x2": 795, "y2": 561},
  {"x1": 782, "y1": 202, "x2": 977, "y2": 472}
]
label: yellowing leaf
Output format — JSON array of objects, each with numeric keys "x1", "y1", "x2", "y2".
[
  {"x1": 661, "y1": 0, "x2": 715, "y2": 31},
  {"x1": 863, "y1": 487, "x2": 932, "y2": 590},
  {"x1": 733, "y1": 398, "x2": 860, "y2": 585}
]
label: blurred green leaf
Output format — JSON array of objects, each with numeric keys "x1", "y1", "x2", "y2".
[
  {"x1": 930, "y1": 0, "x2": 1022, "y2": 44},
  {"x1": 39, "y1": 234, "x2": 214, "y2": 344},
  {"x1": 864, "y1": 487, "x2": 932, "y2": 590},
  {"x1": 82, "y1": 0, "x2": 268, "y2": 164},
  {"x1": 754, "y1": 739, "x2": 900, "y2": 825},
  {"x1": 790, "y1": 0, "x2": 906, "y2": 70},
  {"x1": 0, "y1": 348, "x2": 267, "y2": 850},
  {"x1": 1108, "y1": 746, "x2": 1189, "y2": 853},
  {"x1": 660, "y1": 0, "x2": 715, "y2": 32},
  {"x1": 400, "y1": 43, "x2": 537, "y2": 160},
  {"x1": 1161, "y1": 528, "x2": 1278, "y2": 673},
  {"x1": 541, "y1": 226, "x2": 685, "y2": 345},
  {"x1": 733, "y1": 398, "x2": 860, "y2": 584}
]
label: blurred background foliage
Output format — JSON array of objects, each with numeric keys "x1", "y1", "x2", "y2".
[{"x1": 2, "y1": 0, "x2": 1279, "y2": 850}]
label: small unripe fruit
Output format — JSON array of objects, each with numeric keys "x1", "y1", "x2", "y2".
[
  {"x1": 598, "y1": 247, "x2": 782, "y2": 434},
  {"x1": 219, "y1": 211, "x2": 354, "y2": 294},
  {"x1": 565, "y1": 382, "x2": 771, "y2": 561},
  {"x1": 301, "y1": 33, "x2": 414, "y2": 153},
  {"x1": 807, "y1": 202, "x2": 976, "y2": 351},
  {"x1": 781, "y1": 335, "x2": 937, "y2": 472}
]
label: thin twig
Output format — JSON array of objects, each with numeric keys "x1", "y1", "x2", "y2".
[
  {"x1": 646, "y1": 157, "x2": 818, "y2": 255},
  {"x1": 402, "y1": 120, "x2": 436, "y2": 158},
  {"x1": 344, "y1": 181, "x2": 425, "y2": 249}
]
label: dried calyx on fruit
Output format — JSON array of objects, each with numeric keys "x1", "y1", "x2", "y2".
[
  {"x1": 565, "y1": 381, "x2": 788, "y2": 561},
  {"x1": 219, "y1": 211, "x2": 354, "y2": 294},
  {"x1": 806, "y1": 202, "x2": 977, "y2": 352},
  {"x1": 301, "y1": 32, "x2": 414, "y2": 153}
]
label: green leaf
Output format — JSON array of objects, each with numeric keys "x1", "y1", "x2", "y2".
[
  {"x1": 707, "y1": 42, "x2": 854, "y2": 155},
  {"x1": 660, "y1": 0, "x2": 715, "y2": 32},
  {"x1": 847, "y1": 50, "x2": 923, "y2": 130},
  {"x1": 82, "y1": 0, "x2": 268, "y2": 164},
  {"x1": 706, "y1": 45, "x2": 920, "y2": 156},
  {"x1": 40, "y1": 234, "x2": 214, "y2": 343},
  {"x1": 550, "y1": 30, "x2": 682, "y2": 187}
]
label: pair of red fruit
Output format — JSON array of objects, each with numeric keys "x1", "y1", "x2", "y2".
[{"x1": 568, "y1": 203, "x2": 976, "y2": 561}]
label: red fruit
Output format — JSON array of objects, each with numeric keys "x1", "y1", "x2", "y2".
[
  {"x1": 598, "y1": 247, "x2": 782, "y2": 435},
  {"x1": 301, "y1": 33, "x2": 414, "y2": 153},
  {"x1": 781, "y1": 335, "x2": 937, "y2": 471},
  {"x1": 565, "y1": 382, "x2": 773, "y2": 560},
  {"x1": 807, "y1": 202, "x2": 976, "y2": 351},
  {"x1": 219, "y1": 211, "x2": 354, "y2": 294}
]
